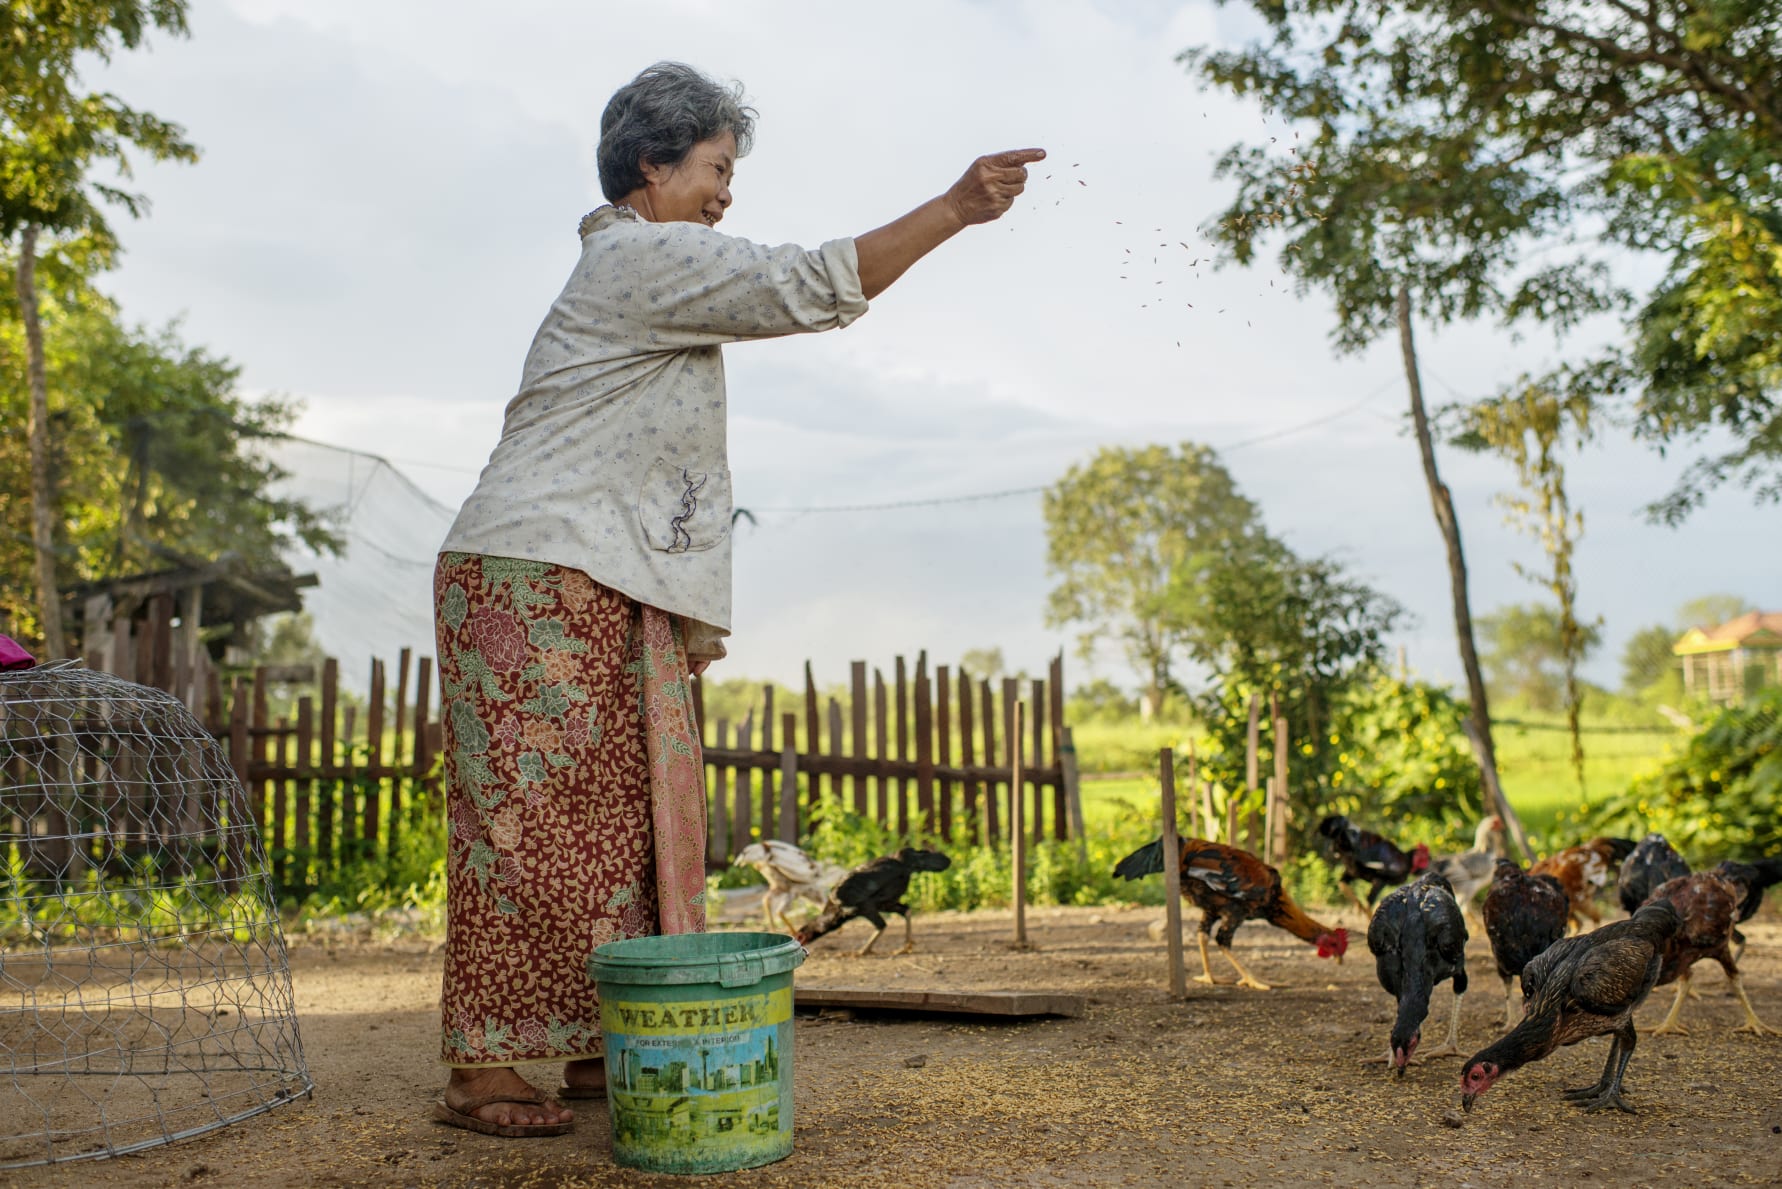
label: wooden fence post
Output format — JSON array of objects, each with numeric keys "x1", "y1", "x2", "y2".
[
  {"x1": 959, "y1": 669, "x2": 979, "y2": 844},
  {"x1": 849, "y1": 661, "x2": 869, "y2": 817},
  {"x1": 915, "y1": 655, "x2": 935, "y2": 835},
  {"x1": 1160, "y1": 746, "x2": 1185, "y2": 998},
  {"x1": 1061, "y1": 725, "x2": 1086, "y2": 864},
  {"x1": 936, "y1": 664, "x2": 953, "y2": 840},
  {"x1": 1010, "y1": 700, "x2": 1027, "y2": 947},
  {"x1": 711, "y1": 719, "x2": 731, "y2": 863},
  {"x1": 1244, "y1": 692, "x2": 1261, "y2": 854},
  {"x1": 778, "y1": 713, "x2": 798, "y2": 844},
  {"x1": 1272, "y1": 710, "x2": 1290, "y2": 865}
]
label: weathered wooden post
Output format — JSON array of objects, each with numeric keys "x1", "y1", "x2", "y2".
[
  {"x1": 1272, "y1": 708, "x2": 1291, "y2": 864},
  {"x1": 1011, "y1": 701, "x2": 1027, "y2": 946},
  {"x1": 1244, "y1": 692, "x2": 1262, "y2": 852},
  {"x1": 1160, "y1": 746, "x2": 1186, "y2": 998},
  {"x1": 1061, "y1": 725, "x2": 1086, "y2": 864},
  {"x1": 778, "y1": 713, "x2": 798, "y2": 844}
]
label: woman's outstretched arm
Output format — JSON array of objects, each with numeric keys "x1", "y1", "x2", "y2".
[{"x1": 854, "y1": 148, "x2": 1045, "y2": 299}]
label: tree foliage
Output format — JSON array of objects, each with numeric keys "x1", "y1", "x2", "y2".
[
  {"x1": 1620, "y1": 624, "x2": 1681, "y2": 695},
  {"x1": 0, "y1": 0, "x2": 195, "y2": 246},
  {"x1": 1043, "y1": 443, "x2": 1267, "y2": 715},
  {"x1": 0, "y1": 276, "x2": 337, "y2": 640},
  {"x1": 1593, "y1": 688, "x2": 1782, "y2": 859},
  {"x1": 1477, "y1": 602, "x2": 1603, "y2": 712},
  {"x1": 1183, "y1": 0, "x2": 1782, "y2": 518}
]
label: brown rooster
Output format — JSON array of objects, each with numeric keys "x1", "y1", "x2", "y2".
[
  {"x1": 1643, "y1": 871, "x2": 1780, "y2": 1037},
  {"x1": 1531, "y1": 836, "x2": 1639, "y2": 930},
  {"x1": 1115, "y1": 836, "x2": 1349, "y2": 991}
]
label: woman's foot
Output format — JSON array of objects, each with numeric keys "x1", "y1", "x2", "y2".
[
  {"x1": 562, "y1": 1056, "x2": 607, "y2": 1097},
  {"x1": 445, "y1": 1067, "x2": 573, "y2": 1129}
]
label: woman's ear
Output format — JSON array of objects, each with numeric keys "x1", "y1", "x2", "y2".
[{"x1": 637, "y1": 156, "x2": 668, "y2": 186}]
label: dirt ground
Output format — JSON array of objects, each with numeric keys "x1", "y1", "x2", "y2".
[{"x1": 7, "y1": 898, "x2": 1782, "y2": 1189}]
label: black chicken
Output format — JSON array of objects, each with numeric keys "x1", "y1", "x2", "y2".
[
  {"x1": 1642, "y1": 871, "x2": 1780, "y2": 1037},
  {"x1": 1317, "y1": 814, "x2": 1430, "y2": 917},
  {"x1": 1617, "y1": 833, "x2": 1690, "y2": 915},
  {"x1": 1481, "y1": 859, "x2": 1571, "y2": 1030},
  {"x1": 793, "y1": 847, "x2": 951, "y2": 956},
  {"x1": 1458, "y1": 899, "x2": 1682, "y2": 1115},
  {"x1": 1364, "y1": 870, "x2": 1468, "y2": 1075},
  {"x1": 1712, "y1": 858, "x2": 1782, "y2": 962}
]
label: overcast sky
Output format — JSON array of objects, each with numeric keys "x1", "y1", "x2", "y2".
[{"x1": 90, "y1": 0, "x2": 1769, "y2": 695}]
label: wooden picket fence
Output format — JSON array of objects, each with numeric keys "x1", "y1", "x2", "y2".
[
  {"x1": 48, "y1": 624, "x2": 1076, "y2": 890},
  {"x1": 692, "y1": 653, "x2": 1076, "y2": 863}
]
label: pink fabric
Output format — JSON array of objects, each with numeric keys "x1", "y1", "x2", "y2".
[
  {"x1": 636, "y1": 605, "x2": 711, "y2": 937},
  {"x1": 0, "y1": 635, "x2": 35, "y2": 671}
]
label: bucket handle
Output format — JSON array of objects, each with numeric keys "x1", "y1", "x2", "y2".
[{"x1": 716, "y1": 952, "x2": 768, "y2": 988}]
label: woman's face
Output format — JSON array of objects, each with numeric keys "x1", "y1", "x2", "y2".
[{"x1": 636, "y1": 130, "x2": 735, "y2": 226}]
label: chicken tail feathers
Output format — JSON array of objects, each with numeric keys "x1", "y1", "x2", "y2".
[{"x1": 1113, "y1": 839, "x2": 1166, "y2": 881}]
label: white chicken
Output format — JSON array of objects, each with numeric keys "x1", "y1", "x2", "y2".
[
  {"x1": 732, "y1": 840, "x2": 849, "y2": 932},
  {"x1": 1430, "y1": 816, "x2": 1507, "y2": 919}
]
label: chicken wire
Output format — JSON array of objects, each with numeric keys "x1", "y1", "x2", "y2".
[{"x1": 0, "y1": 663, "x2": 311, "y2": 1168}]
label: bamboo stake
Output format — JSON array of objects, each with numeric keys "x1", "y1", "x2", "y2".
[{"x1": 1160, "y1": 747, "x2": 1185, "y2": 999}]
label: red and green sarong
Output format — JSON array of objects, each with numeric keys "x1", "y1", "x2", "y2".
[{"x1": 432, "y1": 552, "x2": 707, "y2": 1067}]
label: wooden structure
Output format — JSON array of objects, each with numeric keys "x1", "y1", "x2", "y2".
[
  {"x1": 64, "y1": 558, "x2": 316, "y2": 714},
  {"x1": 693, "y1": 652, "x2": 1073, "y2": 862},
  {"x1": 17, "y1": 642, "x2": 1072, "y2": 894},
  {"x1": 793, "y1": 987, "x2": 1084, "y2": 1018},
  {"x1": 1675, "y1": 611, "x2": 1782, "y2": 705}
]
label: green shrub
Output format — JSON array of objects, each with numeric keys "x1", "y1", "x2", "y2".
[{"x1": 1590, "y1": 689, "x2": 1782, "y2": 861}]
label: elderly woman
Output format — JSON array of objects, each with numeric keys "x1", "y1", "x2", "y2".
[{"x1": 430, "y1": 61, "x2": 1040, "y2": 1136}]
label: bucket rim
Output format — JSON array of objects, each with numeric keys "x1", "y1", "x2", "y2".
[{"x1": 589, "y1": 931, "x2": 805, "y2": 987}]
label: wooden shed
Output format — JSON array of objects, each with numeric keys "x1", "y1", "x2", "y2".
[
  {"x1": 1674, "y1": 611, "x2": 1782, "y2": 705},
  {"x1": 62, "y1": 556, "x2": 317, "y2": 711}
]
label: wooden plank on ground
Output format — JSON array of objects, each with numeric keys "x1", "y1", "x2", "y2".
[{"x1": 793, "y1": 987, "x2": 1085, "y2": 1019}]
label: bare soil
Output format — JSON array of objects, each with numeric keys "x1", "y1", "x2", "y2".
[{"x1": 7, "y1": 902, "x2": 1781, "y2": 1188}]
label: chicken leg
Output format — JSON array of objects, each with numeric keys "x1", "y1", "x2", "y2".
[
  {"x1": 1418, "y1": 990, "x2": 1465, "y2": 1060},
  {"x1": 1566, "y1": 1024, "x2": 1639, "y2": 1113},
  {"x1": 855, "y1": 922, "x2": 888, "y2": 957},
  {"x1": 1218, "y1": 943, "x2": 1271, "y2": 991},
  {"x1": 893, "y1": 914, "x2": 916, "y2": 956},
  {"x1": 1499, "y1": 976, "x2": 1519, "y2": 1031},
  {"x1": 1730, "y1": 974, "x2": 1782, "y2": 1036},
  {"x1": 1648, "y1": 973, "x2": 1692, "y2": 1036},
  {"x1": 1193, "y1": 933, "x2": 1222, "y2": 985}
]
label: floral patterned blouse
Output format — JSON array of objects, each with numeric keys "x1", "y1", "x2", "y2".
[{"x1": 440, "y1": 204, "x2": 870, "y2": 659}]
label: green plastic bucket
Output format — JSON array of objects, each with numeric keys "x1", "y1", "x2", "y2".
[{"x1": 588, "y1": 932, "x2": 805, "y2": 1175}]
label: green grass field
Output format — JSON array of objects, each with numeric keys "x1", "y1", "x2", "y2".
[{"x1": 1071, "y1": 709, "x2": 1681, "y2": 853}]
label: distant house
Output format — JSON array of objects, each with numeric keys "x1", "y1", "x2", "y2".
[{"x1": 1673, "y1": 611, "x2": 1782, "y2": 705}]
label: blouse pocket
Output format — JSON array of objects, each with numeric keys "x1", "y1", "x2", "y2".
[{"x1": 637, "y1": 457, "x2": 733, "y2": 554}]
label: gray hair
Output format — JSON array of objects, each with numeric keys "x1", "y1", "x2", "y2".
[{"x1": 597, "y1": 62, "x2": 756, "y2": 203}]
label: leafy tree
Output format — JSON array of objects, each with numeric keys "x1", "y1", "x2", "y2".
[
  {"x1": 1043, "y1": 443, "x2": 1267, "y2": 718},
  {"x1": 0, "y1": 282, "x2": 337, "y2": 642},
  {"x1": 1183, "y1": 533, "x2": 1405, "y2": 844},
  {"x1": 1675, "y1": 593, "x2": 1758, "y2": 632},
  {"x1": 1621, "y1": 624, "x2": 1682, "y2": 695},
  {"x1": 1593, "y1": 688, "x2": 1782, "y2": 859},
  {"x1": 1064, "y1": 677, "x2": 1139, "y2": 722},
  {"x1": 2, "y1": 0, "x2": 196, "y2": 655},
  {"x1": 1182, "y1": 16, "x2": 1583, "y2": 854},
  {"x1": 959, "y1": 647, "x2": 1007, "y2": 683},
  {"x1": 1182, "y1": 0, "x2": 1782, "y2": 520},
  {"x1": 1478, "y1": 603, "x2": 1603, "y2": 713}
]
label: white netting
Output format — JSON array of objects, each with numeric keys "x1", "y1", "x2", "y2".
[
  {"x1": 265, "y1": 435, "x2": 456, "y2": 686},
  {"x1": 0, "y1": 664, "x2": 311, "y2": 1167}
]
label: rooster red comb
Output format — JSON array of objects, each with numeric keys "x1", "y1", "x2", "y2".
[
  {"x1": 1412, "y1": 843, "x2": 1431, "y2": 872},
  {"x1": 1316, "y1": 928, "x2": 1349, "y2": 959}
]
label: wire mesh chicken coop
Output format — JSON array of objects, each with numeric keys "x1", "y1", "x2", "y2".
[{"x1": 1, "y1": 662, "x2": 311, "y2": 1168}]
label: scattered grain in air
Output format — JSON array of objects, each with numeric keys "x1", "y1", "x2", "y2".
[{"x1": 1078, "y1": 180, "x2": 1087, "y2": 186}]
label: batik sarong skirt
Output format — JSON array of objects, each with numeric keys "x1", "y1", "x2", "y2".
[{"x1": 433, "y1": 553, "x2": 708, "y2": 1067}]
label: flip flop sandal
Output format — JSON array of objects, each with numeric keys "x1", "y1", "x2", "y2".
[
  {"x1": 432, "y1": 1086, "x2": 573, "y2": 1137},
  {"x1": 557, "y1": 1082, "x2": 607, "y2": 1101}
]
